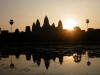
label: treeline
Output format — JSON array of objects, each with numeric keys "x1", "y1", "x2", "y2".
[{"x1": 0, "y1": 28, "x2": 100, "y2": 44}]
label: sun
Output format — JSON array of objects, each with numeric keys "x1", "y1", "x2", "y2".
[{"x1": 63, "y1": 19, "x2": 77, "y2": 30}]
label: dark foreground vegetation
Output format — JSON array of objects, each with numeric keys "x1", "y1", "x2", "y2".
[{"x1": 0, "y1": 28, "x2": 100, "y2": 45}]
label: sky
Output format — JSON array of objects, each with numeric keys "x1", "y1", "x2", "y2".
[{"x1": 0, "y1": 0, "x2": 100, "y2": 32}]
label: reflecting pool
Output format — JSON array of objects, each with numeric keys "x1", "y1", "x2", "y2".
[{"x1": 0, "y1": 45, "x2": 100, "y2": 75}]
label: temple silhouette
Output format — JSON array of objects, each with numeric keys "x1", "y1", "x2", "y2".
[{"x1": 0, "y1": 16, "x2": 100, "y2": 44}]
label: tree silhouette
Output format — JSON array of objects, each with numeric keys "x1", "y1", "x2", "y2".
[
  {"x1": 9, "y1": 20, "x2": 14, "y2": 32},
  {"x1": 10, "y1": 55, "x2": 14, "y2": 69},
  {"x1": 14, "y1": 28, "x2": 20, "y2": 33},
  {"x1": 74, "y1": 26, "x2": 81, "y2": 31},
  {"x1": 86, "y1": 19, "x2": 90, "y2": 31},
  {"x1": 87, "y1": 56, "x2": 91, "y2": 66}
]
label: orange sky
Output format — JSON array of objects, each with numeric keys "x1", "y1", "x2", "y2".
[{"x1": 0, "y1": 0, "x2": 100, "y2": 32}]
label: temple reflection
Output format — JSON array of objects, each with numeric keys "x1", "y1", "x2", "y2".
[
  {"x1": 59, "y1": 55, "x2": 63, "y2": 64},
  {"x1": 0, "y1": 46, "x2": 100, "y2": 70}
]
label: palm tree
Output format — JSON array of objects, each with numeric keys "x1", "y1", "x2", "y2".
[
  {"x1": 9, "y1": 20, "x2": 14, "y2": 33},
  {"x1": 86, "y1": 19, "x2": 89, "y2": 31},
  {"x1": 87, "y1": 51, "x2": 91, "y2": 66}
]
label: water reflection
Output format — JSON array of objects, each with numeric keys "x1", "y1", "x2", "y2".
[
  {"x1": 0, "y1": 45, "x2": 100, "y2": 70},
  {"x1": 73, "y1": 49, "x2": 82, "y2": 63},
  {"x1": 10, "y1": 55, "x2": 14, "y2": 69},
  {"x1": 87, "y1": 56, "x2": 91, "y2": 66}
]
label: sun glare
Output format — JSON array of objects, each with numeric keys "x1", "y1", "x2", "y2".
[{"x1": 63, "y1": 19, "x2": 77, "y2": 30}]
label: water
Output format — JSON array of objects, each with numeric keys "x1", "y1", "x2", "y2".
[{"x1": 0, "y1": 45, "x2": 100, "y2": 75}]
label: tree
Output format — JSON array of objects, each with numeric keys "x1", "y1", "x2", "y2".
[
  {"x1": 10, "y1": 55, "x2": 14, "y2": 69},
  {"x1": 86, "y1": 19, "x2": 90, "y2": 31},
  {"x1": 9, "y1": 20, "x2": 14, "y2": 32},
  {"x1": 88, "y1": 28, "x2": 94, "y2": 32},
  {"x1": 14, "y1": 28, "x2": 20, "y2": 33},
  {"x1": 74, "y1": 26, "x2": 81, "y2": 31}
]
